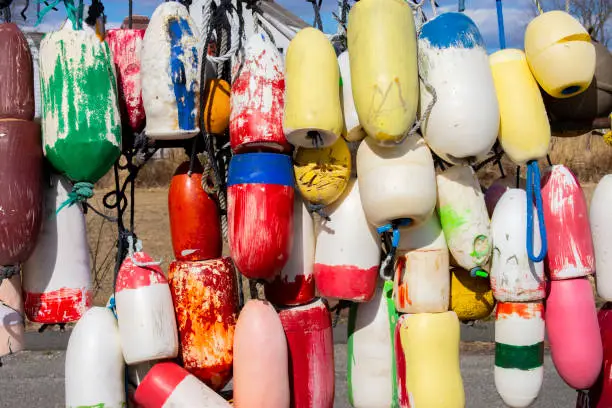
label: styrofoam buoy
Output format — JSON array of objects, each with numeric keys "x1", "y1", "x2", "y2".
[
  {"x1": 395, "y1": 312, "x2": 465, "y2": 408},
  {"x1": 525, "y1": 10, "x2": 595, "y2": 99},
  {"x1": 490, "y1": 189, "x2": 545, "y2": 302},
  {"x1": 484, "y1": 179, "x2": 510, "y2": 218},
  {"x1": 337, "y1": 51, "x2": 366, "y2": 142},
  {"x1": 265, "y1": 197, "x2": 316, "y2": 306},
  {"x1": 494, "y1": 301, "x2": 544, "y2": 408},
  {"x1": 134, "y1": 362, "x2": 231, "y2": 408},
  {"x1": 230, "y1": 33, "x2": 289, "y2": 153},
  {"x1": 0, "y1": 23, "x2": 34, "y2": 120},
  {"x1": 0, "y1": 276, "x2": 24, "y2": 358},
  {"x1": 115, "y1": 252, "x2": 178, "y2": 364},
  {"x1": 589, "y1": 175, "x2": 612, "y2": 301},
  {"x1": 347, "y1": 0, "x2": 418, "y2": 145},
  {"x1": 22, "y1": 175, "x2": 91, "y2": 324},
  {"x1": 314, "y1": 180, "x2": 380, "y2": 302},
  {"x1": 418, "y1": 13, "x2": 499, "y2": 164},
  {"x1": 278, "y1": 299, "x2": 335, "y2": 408},
  {"x1": 233, "y1": 300, "x2": 290, "y2": 408},
  {"x1": 141, "y1": 2, "x2": 200, "y2": 140},
  {"x1": 394, "y1": 213, "x2": 450, "y2": 313},
  {"x1": 227, "y1": 153, "x2": 294, "y2": 280},
  {"x1": 357, "y1": 135, "x2": 437, "y2": 228},
  {"x1": 65, "y1": 307, "x2": 125, "y2": 408},
  {"x1": 168, "y1": 257, "x2": 238, "y2": 391},
  {"x1": 547, "y1": 277, "x2": 602, "y2": 390},
  {"x1": 581, "y1": 303, "x2": 612, "y2": 407},
  {"x1": 489, "y1": 49, "x2": 550, "y2": 165},
  {"x1": 168, "y1": 161, "x2": 222, "y2": 262},
  {"x1": 437, "y1": 165, "x2": 492, "y2": 273},
  {"x1": 450, "y1": 268, "x2": 495, "y2": 322},
  {"x1": 541, "y1": 165, "x2": 594, "y2": 279},
  {"x1": 283, "y1": 27, "x2": 342, "y2": 148}
]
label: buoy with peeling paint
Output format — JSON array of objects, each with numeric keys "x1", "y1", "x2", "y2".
[
  {"x1": 0, "y1": 276, "x2": 24, "y2": 358},
  {"x1": 0, "y1": 23, "x2": 34, "y2": 120},
  {"x1": 589, "y1": 175, "x2": 612, "y2": 301},
  {"x1": 337, "y1": 50, "x2": 366, "y2": 142},
  {"x1": 450, "y1": 268, "x2": 495, "y2": 322}
]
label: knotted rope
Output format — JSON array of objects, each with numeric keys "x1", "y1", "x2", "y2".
[
  {"x1": 201, "y1": 0, "x2": 240, "y2": 65},
  {"x1": 126, "y1": 235, "x2": 162, "y2": 267},
  {"x1": 306, "y1": 203, "x2": 331, "y2": 221},
  {"x1": 526, "y1": 160, "x2": 548, "y2": 263},
  {"x1": 36, "y1": 0, "x2": 84, "y2": 30},
  {"x1": 0, "y1": 265, "x2": 19, "y2": 285},
  {"x1": 56, "y1": 181, "x2": 94, "y2": 215}
]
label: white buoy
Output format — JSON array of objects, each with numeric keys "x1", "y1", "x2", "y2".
[
  {"x1": 338, "y1": 51, "x2": 366, "y2": 142},
  {"x1": 590, "y1": 175, "x2": 612, "y2": 300}
]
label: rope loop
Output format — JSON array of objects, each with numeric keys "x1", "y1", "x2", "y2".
[
  {"x1": 378, "y1": 218, "x2": 412, "y2": 280},
  {"x1": 56, "y1": 181, "x2": 94, "y2": 215},
  {"x1": 202, "y1": 0, "x2": 240, "y2": 65},
  {"x1": 126, "y1": 235, "x2": 162, "y2": 268},
  {"x1": 0, "y1": 264, "x2": 20, "y2": 284},
  {"x1": 526, "y1": 160, "x2": 548, "y2": 263}
]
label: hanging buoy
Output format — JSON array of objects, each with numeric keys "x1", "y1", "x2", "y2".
[
  {"x1": 436, "y1": 165, "x2": 492, "y2": 273},
  {"x1": 581, "y1": 303, "x2": 612, "y2": 407},
  {"x1": 590, "y1": 175, "x2": 612, "y2": 301},
  {"x1": 168, "y1": 161, "x2": 222, "y2": 262},
  {"x1": 230, "y1": 33, "x2": 289, "y2": 153},
  {"x1": 541, "y1": 165, "x2": 594, "y2": 279},
  {"x1": 524, "y1": 10, "x2": 595, "y2": 99},
  {"x1": 283, "y1": 27, "x2": 342, "y2": 148},
  {"x1": 265, "y1": 197, "x2": 316, "y2": 306},
  {"x1": 293, "y1": 137, "x2": 351, "y2": 207},
  {"x1": 314, "y1": 179, "x2": 380, "y2": 302},
  {"x1": 22, "y1": 175, "x2": 91, "y2": 324},
  {"x1": 347, "y1": 0, "x2": 418, "y2": 145},
  {"x1": 0, "y1": 23, "x2": 34, "y2": 120},
  {"x1": 233, "y1": 300, "x2": 290, "y2": 408},
  {"x1": 494, "y1": 301, "x2": 544, "y2": 408},
  {"x1": 347, "y1": 281, "x2": 398, "y2": 407},
  {"x1": 484, "y1": 178, "x2": 510, "y2": 218},
  {"x1": 394, "y1": 213, "x2": 450, "y2": 313},
  {"x1": 0, "y1": 276, "x2": 24, "y2": 358},
  {"x1": 134, "y1": 362, "x2": 232, "y2": 408},
  {"x1": 450, "y1": 268, "x2": 495, "y2": 322},
  {"x1": 168, "y1": 257, "x2": 238, "y2": 391},
  {"x1": 395, "y1": 312, "x2": 465, "y2": 408},
  {"x1": 357, "y1": 135, "x2": 436, "y2": 228},
  {"x1": 490, "y1": 189, "x2": 545, "y2": 302},
  {"x1": 278, "y1": 298, "x2": 335, "y2": 408},
  {"x1": 337, "y1": 50, "x2": 366, "y2": 142},
  {"x1": 546, "y1": 277, "x2": 602, "y2": 390},
  {"x1": 141, "y1": 2, "x2": 200, "y2": 140},
  {"x1": 227, "y1": 152, "x2": 294, "y2": 280},
  {"x1": 65, "y1": 307, "x2": 125, "y2": 408},
  {"x1": 115, "y1": 251, "x2": 178, "y2": 364},
  {"x1": 419, "y1": 13, "x2": 499, "y2": 164},
  {"x1": 203, "y1": 78, "x2": 231, "y2": 135}
]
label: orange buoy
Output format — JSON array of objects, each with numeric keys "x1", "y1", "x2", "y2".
[{"x1": 203, "y1": 78, "x2": 231, "y2": 135}]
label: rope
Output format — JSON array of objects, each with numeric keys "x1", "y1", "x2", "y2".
[
  {"x1": 526, "y1": 160, "x2": 547, "y2": 263},
  {"x1": 458, "y1": 0, "x2": 465, "y2": 12},
  {"x1": 126, "y1": 235, "x2": 162, "y2": 267},
  {"x1": 330, "y1": 0, "x2": 351, "y2": 52},
  {"x1": 565, "y1": 0, "x2": 570, "y2": 12},
  {"x1": 407, "y1": 0, "x2": 427, "y2": 34},
  {"x1": 56, "y1": 181, "x2": 94, "y2": 215},
  {"x1": 201, "y1": 0, "x2": 240, "y2": 65},
  {"x1": 495, "y1": 0, "x2": 506, "y2": 50},
  {"x1": 36, "y1": 0, "x2": 84, "y2": 30},
  {"x1": 430, "y1": 0, "x2": 438, "y2": 17},
  {"x1": 306, "y1": 203, "x2": 331, "y2": 221},
  {"x1": 252, "y1": 11, "x2": 277, "y2": 47},
  {"x1": 306, "y1": 0, "x2": 324, "y2": 31},
  {"x1": 0, "y1": 265, "x2": 19, "y2": 284},
  {"x1": 377, "y1": 219, "x2": 412, "y2": 280},
  {"x1": 532, "y1": 0, "x2": 543, "y2": 15}
]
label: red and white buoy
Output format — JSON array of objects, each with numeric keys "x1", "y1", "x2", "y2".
[{"x1": 0, "y1": 275, "x2": 24, "y2": 358}]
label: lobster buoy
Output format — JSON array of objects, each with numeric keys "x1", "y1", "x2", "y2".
[
  {"x1": 581, "y1": 303, "x2": 612, "y2": 407},
  {"x1": 293, "y1": 137, "x2": 351, "y2": 206},
  {"x1": 450, "y1": 268, "x2": 495, "y2": 322},
  {"x1": 39, "y1": 22, "x2": 121, "y2": 183},
  {"x1": 284, "y1": 27, "x2": 342, "y2": 148},
  {"x1": 436, "y1": 165, "x2": 492, "y2": 273},
  {"x1": 115, "y1": 251, "x2": 178, "y2": 364},
  {"x1": 0, "y1": 23, "x2": 34, "y2": 120},
  {"x1": 419, "y1": 13, "x2": 499, "y2": 164},
  {"x1": 134, "y1": 362, "x2": 232, "y2": 408},
  {"x1": 22, "y1": 175, "x2": 91, "y2": 324},
  {"x1": 337, "y1": 50, "x2": 366, "y2": 142},
  {"x1": 202, "y1": 78, "x2": 231, "y2": 135},
  {"x1": 0, "y1": 119, "x2": 43, "y2": 266},
  {"x1": 168, "y1": 257, "x2": 238, "y2": 391},
  {"x1": 230, "y1": 33, "x2": 289, "y2": 153},
  {"x1": 168, "y1": 161, "x2": 222, "y2": 262},
  {"x1": 0, "y1": 276, "x2": 24, "y2": 358},
  {"x1": 265, "y1": 197, "x2": 316, "y2": 306},
  {"x1": 494, "y1": 301, "x2": 545, "y2": 408},
  {"x1": 278, "y1": 299, "x2": 335, "y2": 408},
  {"x1": 357, "y1": 135, "x2": 436, "y2": 228},
  {"x1": 227, "y1": 153, "x2": 294, "y2": 280},
  {"x1": 395, "y1": 312, "x2": 465, "y2": 408},
  {"x1": 314, "y1": 180, "x2": 380, "y2": 302},
  {"x1": 525, "y1": 11, "x2": 595, "y2": 99},
  {"x1": 541, "y1": 165, "x2": 594, "y2": 279},
  {"x1": 127, "y1": 361, "x2": 156, "y2": 406},
  {"x1": 484, "y1": 178, "x2": 510, "y2": 218},
  {"x1": 490, "y1": 189, "x2": 545, "y2": 302},
  {"x1": 141, "y1": 2, "x2": 200, "y2": 139},
  {"x1": 489, "y1": 49, "x2": 550, "y2": 165},
  {"x1": 347, "y1": 0, "x2": 418, "y2": 145},
  {"x1": 589, "y1": 175, "x2": 612, "y2": 301},
  {"x1": 233, "y1": 300, "x2": 290, "y2": 408},
  {"x1": 394, "y1": 213, "x2": 450, "y2": 313},
  {"x1": 547, "y1": 277, "x2": 602, "y2": 390},
  {"x1": 65, "y1": 307, "x2": 125, "y2": 408},
  {"x1": 347, "y1": 281, "x2": 398, "y2": 407}
]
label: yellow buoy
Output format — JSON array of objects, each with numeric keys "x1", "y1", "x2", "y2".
[
  {"x1": 490, "y1": 49, "x2": 550, "y2": 165},
  {"x1": 284, "y1": 27, "x2": 343, "y2": 148},
  {"x1": 347, "y1": 0, "x2": 418, "y2": 145},
  {"x1": 450, "y1": 268, "x2": 495, "y2": 322},
  {"x1": 525, "y1": 11, "x2": 595, "y2": 99},
  {"x1": 294, "y1": 137, "x2": 351, "y2": 206}
]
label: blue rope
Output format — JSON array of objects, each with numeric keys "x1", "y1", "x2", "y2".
[
  {"x1": 377, "y1": 218, "x2": 412, "y2": 280},
  {"x1": 56, "y1": 182, "x2": 94, "y2": 215},
  {"x1": 495, "y1": 0, "x2": 506, "y2": 49},
  {"x1": 526, "y1": 160, "x2": 547, "y2": 262}
]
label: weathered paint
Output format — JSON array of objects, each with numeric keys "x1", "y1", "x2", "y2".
[
  {"x1": 395, "y1": 314, "x2": 409, "y2": 408},
  {"x1": 168, "y1": 161, "x2": 222, "y2": 262},
  {"x1": 450, "y1": 268, "x2": 495, "y2": 322},
  {"x1": 0, "y1": 23, "x2": 34, "y2": 120},
  {"x1": 230, "y1": 33, "x2": 289, "y2": 153},
  {"x1": 337, "y1": 51, "x2": 366, "y2": 142},
  {"x1": 168, "y1": 258, "x2": 238, "y2": 391},
  {"x1": 580, "y1": 303, "x2": 612, "y2": 407},
  {"x1": 279, "y1": 299, "x2": 335, "y2": 408},
  {"x1": 591, "y1": 175, "x2": 612, "y2": 301},
  {"x1": 541, "y1": 165, "x2": 594, "y2": 279},
  {"x1": 0, "y1": 275, "x2": 24, "y2": 358}
]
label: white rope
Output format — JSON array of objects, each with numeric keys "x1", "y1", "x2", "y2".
[
  {"x1": 127, "y1": 235, "x2": 162, "y2": 267},
  {"x1": 201, "y1": 0, "x2": 241, "y2": 65},
  {"x1": 430, "y1": 0, "x2": 437, "y2": 17},
  {"x1": 407, "y1": 0, "x2": 427, "y2": 34}
]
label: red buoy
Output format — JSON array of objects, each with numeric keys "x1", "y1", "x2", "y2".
[
  {"x1": 580, "y1": 303, "x2": 612, "y2": 407},
  {"x1": 0, "y1": 23, "x2": 34, "y2": 120}
]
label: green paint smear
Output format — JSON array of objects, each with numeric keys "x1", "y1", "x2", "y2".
[
  {"x1": 74, "y1": 404, "x2": 126, "y2": 408},
  {"x1": 495, "y1": 342, "x2": 544, "y2": 370},
  {"x1": 347, "y1": 301, "x2": 357, "y2": 407},
  {"x1": 438, "y1": 205, "x2": 468, "y2": 238}
]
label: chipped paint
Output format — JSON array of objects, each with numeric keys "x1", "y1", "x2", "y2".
[
  {"x1": 24, "y1": 286, "x2": 91, "y2": 324},
  {"x1": 0, "y1": 23, "x2": 34, "y2": 120},
  {"x1": 115, "y1": 252, "x2": 167, "y2": 291},
  {"x1": 496, "y1": 301, "x2": 543, "y2": 320}
]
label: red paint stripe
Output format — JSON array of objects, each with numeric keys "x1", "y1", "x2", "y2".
[
  {"x1": 496, "y1": 302, "x2": 544, "y2": 320},
  {"x1": 115, "y1": 252, "x2": 167, "y2": 292},
  {"x1": 24, "y1": 287, "x2": 91, "y2": 324},
  {"x1": 313, "y1": 264, "x2": 377, "y2": 302},
  {"x1": 134, "y1": 362, "x2": 189, "y2": 408},
  {"x1": 395, "y1": 315, "x2": 410, "y2": 408}
]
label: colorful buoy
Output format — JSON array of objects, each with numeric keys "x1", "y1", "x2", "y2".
[
  {"x1": 581, "y1": 303, "x2": 612, "y2": 407},
  {"x1": 589, "y1": 175, "x2": 612, "y2": 301},
  {"x1": 202, "y1": 78, "x2": 231, "y2": 135},
  {"x1": 0, "y1": 276, "x2": 24, "y2": 358},
  {"x1": 0, "y1": 23, "x2": 34, "y2": 120},
  {"x1": 450, "y1": 268, "x2": 495, "y2": 322},
  {"x1": 337, "y1": 50, "x2": 366, "y2": 142}
]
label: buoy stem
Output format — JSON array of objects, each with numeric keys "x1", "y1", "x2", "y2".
[{"x1": 526, "y1": 160, "x2": 548, "y2": 263}]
